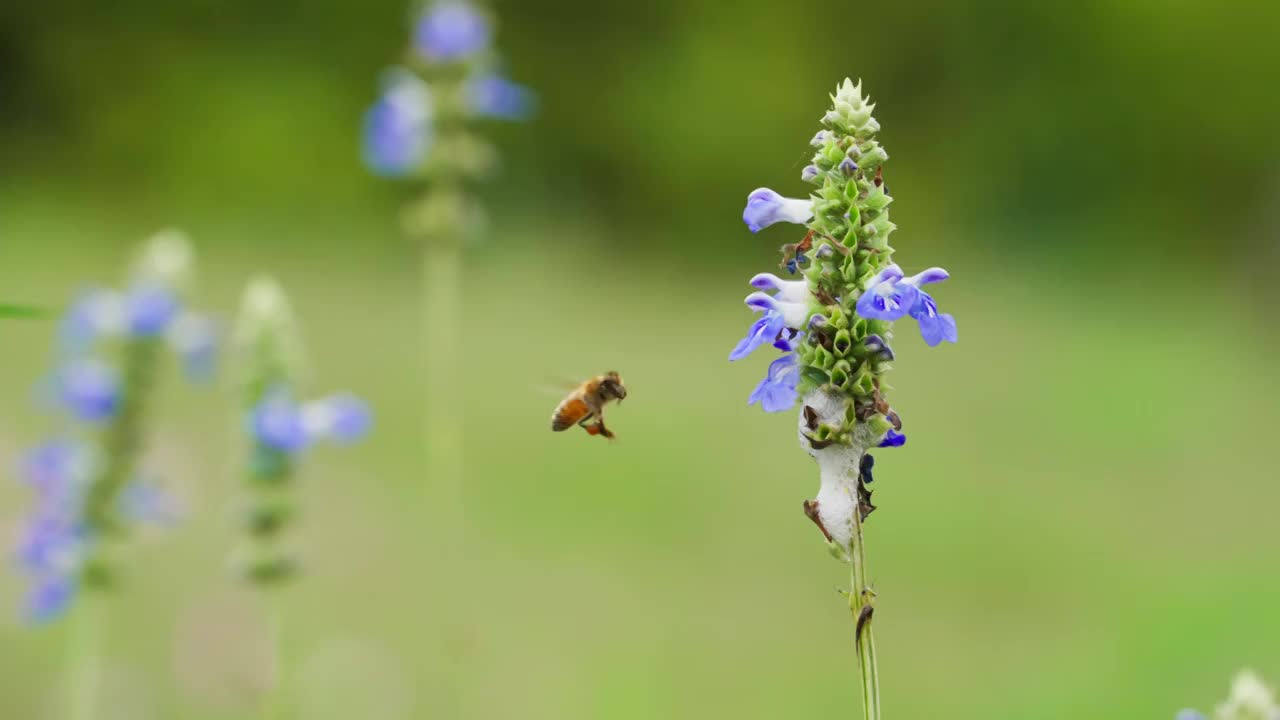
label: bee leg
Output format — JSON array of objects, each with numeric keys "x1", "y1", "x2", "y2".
[
  {"x1": 584, "y1": 419, "x2": 614, "y2": 439},
  {"x1": 595, "y1": 420, "x2": 615, "y2": 440}
]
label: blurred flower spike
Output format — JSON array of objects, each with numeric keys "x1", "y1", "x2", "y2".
[
  {"x1": 14, "y1": 231, "x2": 207, "y2": 623},
  {"x1": 363, "y1": 0, "x2": 534, "y2": 179},
  {"x1": 1177, "y1": 670, "x2": 1280, "y2": 720},
  {"x1": 233, "y1": 276, "x2": 371, "y2": 584}
]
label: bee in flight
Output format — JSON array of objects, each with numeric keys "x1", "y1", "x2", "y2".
[{"x1": 551, "y1": 371, "x2": 627, "y2": 440}]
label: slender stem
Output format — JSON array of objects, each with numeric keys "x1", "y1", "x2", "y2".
[
  {"x1": 422, "y1": 216, "x2": 465, "y2": 717},
  {"x1": 848, "y1": 507, "x2": 881, "y2": 720},
  {"x1": 67, "y1": 589, "x2": 103, "y2": 720},
  {"x1": 260, "y1": 590, "x2": 285, "y2": 720}
]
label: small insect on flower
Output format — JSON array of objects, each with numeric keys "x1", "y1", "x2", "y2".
[{"x1": 550, "y1": 372, "x2": 627, "y2": 440}]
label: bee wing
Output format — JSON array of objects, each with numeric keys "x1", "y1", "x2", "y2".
[{"x1": 532, "y1": 376, "x2": 588, "y2": 397}]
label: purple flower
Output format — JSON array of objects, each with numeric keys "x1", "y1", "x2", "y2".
[
  {"x1": 854, "y1": 264, "x2": 917, "y2": 321},
  {"x1": 801, "y1": 165, "x2": 820, "y2": 182},
  {"x1": 467, "y1": 74, "x2": 535, "y2": 120},
  {"x1": 902, "y1": 268, "x2": 957, "y2": 347},
  {"x1": 301, "y1": 394, "x2": 373, "y2": 444},
  {"x1": 57, "y1": 359, "x2": 121, "y2": 423},
  {"x1": 25, "y1": 573, "x2": 76, "y2": 623},
  {"x1": 59, "y1": 289, "x2": 124, "y2": 352},
  {"x1": 118, "y1": 481, "x2": 182, "y2": 526},
  {"x1": 747, "y1": 354, "x2": 799, "y2": 413},
  {"x1": 749, "y1": 272, "x2": 809, "y2": 303},
  {"x1": 414, "y1": 2, "x2": 490, "y2": 61},
  {"x1": 19, "y1": 441, "x2": 84, "y2": 495},
  {"x1": 730, "y1": 292, "x2": 812, "y2": 361},
  {"x1": 363, "y1": 70, "x2": 433, "y2": 177},
  {"x1": 250, "y1": 392, "x2": 312, "y2": 454},
  {"x1": 742, "y1": 188, "x2": 814, "y2": 233},
  {"x1": 839, "y1": 158, "x2": 858, "y2": 176},
  {"x1": 124, "y1": 283, "x2": 179, "y2": 337},
  {"x1": 878, "y1": 429, "x2": 906, "y2": 448},
  {"x1": 167, "y1": 313, "x2": 218, "y2": 382},
  {"x1": 861, "y1": 334, "x2": 895, "y2": 361},
  {"x1": 251, "y1": 390, "x2": 373, "y2": 453},
  {"x1": 810, "y1": 131, "x2": 832, "y2": 148}
]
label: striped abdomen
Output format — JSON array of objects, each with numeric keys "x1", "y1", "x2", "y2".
[{"x1": 551, "y1": 395, "x2": 592, "y2": 431}]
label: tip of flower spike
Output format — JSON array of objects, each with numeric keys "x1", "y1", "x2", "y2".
[
  {"x1": 134, "y1": 229, "x2": 194, "y2": 291},
  {"x1": 233, "y1": 276, "x2": 308, "y2": 382}
]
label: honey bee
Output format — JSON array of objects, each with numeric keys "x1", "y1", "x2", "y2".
[{"x1": 551, "y1": 371, "x2": 627, "y2": 440}]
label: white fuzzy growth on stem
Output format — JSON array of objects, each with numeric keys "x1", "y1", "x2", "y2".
[{"x1": 798, "y1": 389, "x2": 874, "y2": 550}]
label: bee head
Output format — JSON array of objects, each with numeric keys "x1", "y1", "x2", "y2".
[{"x1": 601, "y1": 371, "x2": 627, "y2": 402}]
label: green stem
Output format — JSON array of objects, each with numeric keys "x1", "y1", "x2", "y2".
[
  {"x1": 85, "y1": 338, "x2": 161, "y2": 536},
  {"x1": 260, "y1": 590, "x2": 285, "y2": 720},
  {"x1": 67, "y1": 589, "x2": 103, "y2": 720},
  {"x1": 848, "y1": 499, "x2": 881, "y2": 720}
]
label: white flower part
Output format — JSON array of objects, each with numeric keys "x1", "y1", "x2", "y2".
[
  {"x1": 135, "y1": 229, "x2": 194, "y2": 288},
  {"x1": 778, "y1": 301, "x2": 810, "y2": 329},
  {"x1": 82, "y1": 290, "x2": 127, "y2": 336},
  {"x1": 771, "y1": 193, "x2": 813, "y2": 224},
  {"x1": 233, "y1": 275, "x2": 309, "y2": 380},
  {"x1": 749, "y1": 273, "x2": 809, "y2": 303},
  {"x1": 382, "y1": 67, "x2": 433, "y2": 125},
  {"x1": 799, "y1": 389, "x2": 877, "y2": 550},
  {"x1": 1217, "y1": 671, "x2": 1280, "y2": 720},
  {"x1": 167, "y1": 312, "x2": 214, "y2": 353},
  {"x1": 300, "y1": 400, "x2": 338, "y2": 440}
]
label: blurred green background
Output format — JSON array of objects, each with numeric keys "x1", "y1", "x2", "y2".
[{"x1": 2, "y1": 0, "x2": 1279, "y2": 718}]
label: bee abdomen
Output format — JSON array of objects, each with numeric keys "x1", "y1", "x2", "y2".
[{"x1": 551, "y1": 397, "x2": 589, "y2": 432}]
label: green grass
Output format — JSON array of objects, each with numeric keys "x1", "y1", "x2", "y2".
[{"x1": 0, "y1": 197, "x2": 1276, "y2": 719}]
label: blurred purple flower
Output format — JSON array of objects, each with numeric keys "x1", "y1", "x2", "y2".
[
  {"x1": 59, "y1": 289, "x2": 124, "y2": 352},
  {"x1": 414, "y1": 1, "x2": 490, "y2": 61},
  {"x1": 251, "y1": 389, "x2": 372, "y2": 453},
  {"x1": 467, "y1": 74, "x2": 535, "y2": 120},
  {"x1": 363, "y1": 70, "x2": 433, "y2": 177},
  {"x1": 301, "y1": 394, "x2": 373, "y2": 444},
  {"x1": 167, "y1": 313, "x2": 219, "y2": 382},
  {"x1": 57, "y1": 359, "x2": 121, "y2": 423},
  {"x1": 124, "y1": 283, "x2": 179, "y2": 337},
  {"x1": 25, "y1": 574, "x2": 76, "y2": 623},
  {"x1": 250, "y1": 392, "x2": 311, "y2": 454}
]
